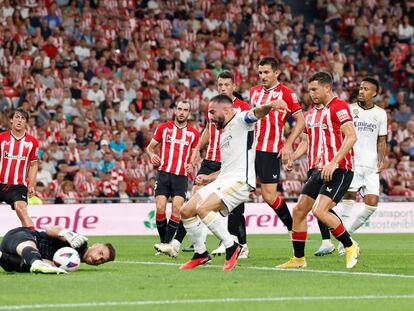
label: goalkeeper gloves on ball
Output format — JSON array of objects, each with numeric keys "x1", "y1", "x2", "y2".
[{"x1": 58, "y1": 229, "x2": 88, "y2": 248}]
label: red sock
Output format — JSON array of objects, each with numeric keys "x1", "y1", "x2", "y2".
[
  {"x1": 169, "y1": 215, "x2": 180, "y2": 224},
  {"x1": 291, "y1": 231, "x2": 307, "y2": 241},
  {"x1": 155, "y1": 213, "x2": 166, "y2": 221},
  {"x1": 271, "y1": 196, "x2": 283, "y2": 210},
  {"x1": 27, "y1": 226, "x2": 35, "y2": 231},
  {"x1": 330, "y1": 223, "x2": 346, "y2": 237}
]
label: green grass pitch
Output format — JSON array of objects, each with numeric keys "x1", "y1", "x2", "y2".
[{"x1": 1, "y1": 234, "x2": 413, "y2": 311}]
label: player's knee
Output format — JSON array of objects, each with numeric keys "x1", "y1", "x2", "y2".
[
  {"x1": 155, "y1": 203, "x2": 166, "y2": 214},
  {"x1": 292, "y1": 205, "x2": 307, "y2": 221},
  {"x1": 312, "y1": 206, "x2": 322, "y2": 219},
  {"x1": 261, "y1": 188, "x2": 276, "y2": 204},
  {"x1": 180, "y1": 204, "x2": 193, "y2": 219},
  {"x1": 365, "y1": 204, "x2": 378, "y2": 213},
  {"x1": 14, "y1": 202, "x2": 27, "y2": 214}
]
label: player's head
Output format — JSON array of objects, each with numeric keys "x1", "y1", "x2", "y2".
[
  {"x1": 308, "y1": 72, "x2": 333, "y2": 105},
  {"x1": 208, "y1": 94, "x2": 233, "y2": 130},
  {"x1": 359, "y1": 77, "x2": 380, "y2": 104},
  {"x1": 10, "y1": 109, "x2": 29, "y2": 131},
  {"x1": 83, "y1": 243, "x2": 116, "y2": 266},
  {"x1": 174, "y1": 100, "x2": 191, "y2": 124},
  {"x1": 258, "y1": 56, "x2": 280, "y2": 89},
  {"x1": 217, "y1": 71, "x2": 235, "y2": 98}
]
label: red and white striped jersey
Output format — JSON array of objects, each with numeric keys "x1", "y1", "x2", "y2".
[
  {"x1": 304, "y1": 106, "x2": 324, "y2": 170},
  {"x1": 319, "y1": 97, "x2": 354, "y2": 171},
  {"x1": 153, "y1": 121, "x2": 200, "y2": 176},
  {"x1": 250, "y1": 83, "x2": 301, "y2": 153},
  {"x1": 0, "y1": 131, "x2": 39, "y2": 186},
  {"x1": 205, "y1": 98, "x2": 250, "y2": 162}
]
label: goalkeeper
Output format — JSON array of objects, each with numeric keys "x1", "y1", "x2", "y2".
[{"x1": 0, "y1": 226, "x2": 116, "y2": 274}]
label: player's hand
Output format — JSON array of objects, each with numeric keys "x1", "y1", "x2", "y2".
[
  {"x1": 190, "y1": 150, "x2": 200, "y2": 166},
  {"x1": 269, "y1": 99, "x2": 290, "y2": 113},
  {"x1": 27, "y1": 185, "x2": 35, "y2": 198},
  {"x1": 59, "y1": 229, "x2": 88, "y2": 248},
  {"x1": 283, "y1": 161, "x2": 293, "y2": 172},
  {"x1": 185, "y1": 163, "x2": 193, "y2": 174},
  {"x1": 195, "y1": 174, "x2": 209, "y2": 186},
  {"x1": 377, "y1": 161, "x2": 385, "y2": 173},
  {"x1": 321, "y1": 161, "x2": 336, "y2": 181},
  {"x1": 280, "y1": 143, "x2": 294, "y2": 170},
  {"x1": 149, "y1": 153, "x2": 161, "y2": 166}
]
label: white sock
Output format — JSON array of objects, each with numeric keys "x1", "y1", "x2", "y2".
[
  {"x1": 171, "y1": 239, "x2": 181, "y2": 249},
  {"x1": 340, "y1": 199, "x2": 355, "y2": 229},
  {"x1": 321, "y1": 239, "x2": 333, "y2": 247},
  {"x1": 182, "y1": 217, "x2": 207, "y2": 254},
  {"x1": 202, "y1": 212, "x2": 234, "y2": 249},
  {"x1": 348, "y1": 204, "x2": 377, "y2": 235}
]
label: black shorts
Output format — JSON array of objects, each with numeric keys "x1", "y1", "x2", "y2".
[
  {"x1": 302, "y1": 169, "x2": 354, "y2": 204},
  {"x1": 0, "y1": 227, "x2": 36, "y2": 254},
  {"x1": 155, "y1": 171, "x2": 187, "y2": 199},
  {"x1": 196, "y1": 159, "x2": 221, "y2": 177},
  {"x1": 0, "y1": 184, "x2": 28, "y2": 209},
  {"x1": 255, "y1": 151, "x2": 281, "y2": 184}
]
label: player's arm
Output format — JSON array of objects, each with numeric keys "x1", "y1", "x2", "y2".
[
  {"x1": 245, "y1": 99, "x2": 290, "y2": 122},
  {"x1": 27, "y1": 160, "x2": 38, "y2": 198},
  {"x1": 195, "y1": 170, "x2": 220, "y2": 186},
  {"x1": 146, "y1": 138, "x2": 161, "y2": 166},
  {"x1": 190, "y1": 126, "x2": 210, "y2": 165},
  {"x1": 45, "y1": 225, "x2": 88, "y2": 248},
  {"x1": 377, "y1": 135, "x2": 387, "y2": 173},
  {"x1": 321, "y1": 122, "x2": 357, "y2": 181},
  {"x1": 282, "y1": 110, "x2": 305, "y2": 168},
  {"x1": 292, "y1": 133, "x2": 308, "y2": 161}
]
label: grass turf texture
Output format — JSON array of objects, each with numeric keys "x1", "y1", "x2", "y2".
[{"x1": 0, "y1": 234, "x2": 413, "y2": 311}]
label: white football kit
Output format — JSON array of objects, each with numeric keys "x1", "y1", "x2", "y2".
[
  {"x1": 197, "y1": 111, "x2": 256, "y2": 215},
  {"x1": 348, "y1": 103, "x2": 387, "y2": 196}
]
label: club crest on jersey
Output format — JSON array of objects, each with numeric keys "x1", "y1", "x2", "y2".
[
  {"x1": 336, "y1": 109, "x2": 350, "y2": 122},
  {"x1": 353, "y1": 109, "x2": 359, "y2": 119},
  {"x1": 24, "y1": 142, "x2": 31, "y2": 148}
]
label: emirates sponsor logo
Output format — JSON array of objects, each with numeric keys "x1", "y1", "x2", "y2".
[{"x1": 4, "y1": 151, "x2": 27, "y2": 160}]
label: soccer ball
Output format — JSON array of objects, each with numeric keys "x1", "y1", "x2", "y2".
[{"x1": 53, "y1": 247, "x2": 81, "y2": 272}]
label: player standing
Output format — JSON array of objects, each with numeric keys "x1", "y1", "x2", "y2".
[
  {"x1": 250, "y1": 56, "x2": 305, "y2": 233},
  {"x1": 277, "y1": 72, "x2": 359, "y2": 269},
  {"x1": 334, "y1": 78, "x2": 387, "y2": 255},
  {"x1": 0, "y1": 109, "x2": 39, "y2": 229},
  {"x1": 147, "y1": 101, "x2": 200, "y2": 249}
]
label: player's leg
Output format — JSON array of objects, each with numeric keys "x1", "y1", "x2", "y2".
[
  {"x1": 338, "y1": 169, "x2": 362, "y2": 228},
  {"x1": 256, "y1": 151, "x2": 292, "y2": 231},
  {"x1": 229, "y1": 203, "x2": 248, "y2": 258},
  {"x1": 164, "y1": 195, "x2": 184, "y2": 244},
  {"x1": 14, "y1": 201, "x2": 34, "y2": 228},
  {"x1": 314, "y1": 220, "x2": 336, "y2": 256},
  {"x1": 8, "y1": 185, "x2": 34, "y2": 229},
  {"x1": 0, "y1": 250, "x2": 28, "y2": 272},
  {"x1": 347, "y1": 171, "x2": 380, "y2": 234},
  {"x1": 154, "y1": 171, "x2": 171, "y2": 244}
]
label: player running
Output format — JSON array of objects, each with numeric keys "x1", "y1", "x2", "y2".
[
  {"x1": 0, "y1": 226, "x2": 116, "y2": 274},
  {"x1": 250, "y1": 57, "x2": 305, "y2": 234},
  {"x1": 334, "y1": 78, "x2": 387, "y2": 255},
  {"x1": 147, "y1": 101, "x2": 200, "y2": 250},
  {"x1": 277, "y1": 72, "x2": 359, "y2": 269},
  {"x1": 0, "y1": 109, "x2": 39, "y2": 229}
]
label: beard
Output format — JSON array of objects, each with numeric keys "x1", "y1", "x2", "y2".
[
  {"x1": 175, "y1": 115, "x2": 187, "y2": 124},
  {"x1": 213, "y1": 116, "x2": 225, "y2": 130}
]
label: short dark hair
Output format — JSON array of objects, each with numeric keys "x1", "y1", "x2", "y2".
[
  {"x1": 210, "y1": 94, "x2": 233, "y2": 106},
  {"x1": 362, "y1": 77, "x2": 380, "y2": 94},
  {"x1": 10, "y1": 109, "x2": 29, "y2": 122},
  {"x1": 258, "y1": 56, "x2": 279, "y2": 71},
  {"x1": 105, "y1": 243, "x2": 116, "y2": 262},
  {"x1": 308, "y1": 72, "x2": 333, "y2": 86},
  {"x1": 217, "y1": 70, "x2": 234, "y2": 82}
]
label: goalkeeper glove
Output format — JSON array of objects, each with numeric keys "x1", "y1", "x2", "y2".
[{"x1": 58, "y1": 229, "x2": 88, "y2": 248}]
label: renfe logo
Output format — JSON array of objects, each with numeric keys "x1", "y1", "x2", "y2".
[{"x1": 32, "y1": 207, "x2": 98, "y2": 231}]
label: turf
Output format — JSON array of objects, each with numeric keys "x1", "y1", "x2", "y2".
[{"x1": 1, "y1": 234, "x2": 413, "y2": 311}]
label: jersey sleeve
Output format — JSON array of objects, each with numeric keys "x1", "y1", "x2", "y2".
[
  {"x1": 29, "y1": 138, "x2": 39, "y2": 162},
  {"x1": 378, "y1": 109, "x2": 388, "y2": 136},
  {"x1": 282, "y1": 88, "x2": 301, "y2": 115},
  {"x1": 234, "y1": 99, "x2": 251, "y2": 111},
  {"x1": 333, "y1": 102, "x2": 353, "y2": 127},
  {"x1": 152, "y1": 124, "x2": 164, "y2": 142},
  {"x1": 191, "y1": 129, "x2": 200, "y2": 149}
]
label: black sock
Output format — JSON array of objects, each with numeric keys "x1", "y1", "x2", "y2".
[
  {"x1": 238, "y1": 213, "x2": 247, "y2": 245},
  {"x1": 164, "y1": 218, "x2": 180, "y2": 243},
  {"x1": 318, "y1": 220, "x2": 331, "y2": 240},
  {"x1": 228, "y1": 204, "x2": 242, "y2": 238},
  {"x1": 330, "y1": 224, "x2": 352, "y2": 247},
  {"x1": 192, "y1": 251, "x2": 209, "y2": 259},
  {"x1": 174, "y1": 221, "x2": 187, "y2": 243},
  {"x1": 155, "y1": 214, "x2": 167, "y2": 243},
  {"x1": 293, "y1": 241, "x2": 305, "y2": 258},
  {"x1": 274, "y1": 202, "x2": 293, "y2": 231},
  {"x1": 21, "y1": 247, "x2": 42, "y2": 266},
  {"x1": 225, "y1": 243, "x2": 240, "y2": 260}
]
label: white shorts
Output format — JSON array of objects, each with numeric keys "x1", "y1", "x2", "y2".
[
  {"x1": 348, "y1": 166, "x2": 379, "y2": 196},
  {"x1": 196, "y1": 180, "x2": 253, "y2": 216}
]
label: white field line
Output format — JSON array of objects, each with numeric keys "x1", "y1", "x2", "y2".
[
  {"x1": 1, "y1": 295, "x2": 414, "y2": 310},
  {"x1": 115, "y1": 260, "x2": 414, "y2": 279}
]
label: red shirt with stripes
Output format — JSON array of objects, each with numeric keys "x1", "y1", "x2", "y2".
[
  {"x1": 250, "y1": 83, "x2": 301, "y2": 153},
  {"x1": 0, "y1": 131, "x2": 39, "y2": 186},
  {"x1": 153, "y1": 121, "x2": 200, "y2": 176},
  {"x1": 304, "y1": 106, "x2": 324, "y2": 170},
  {"x1": 205, "y1": 98, "x2": 250, "y2": 163},
  {"x1": 319, "y1": 97, "x2": 354, "y2": 171}
]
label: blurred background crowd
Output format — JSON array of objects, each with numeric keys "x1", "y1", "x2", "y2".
[{"x1": 0, "y1": 0, "x2": 413, "y2": 203}]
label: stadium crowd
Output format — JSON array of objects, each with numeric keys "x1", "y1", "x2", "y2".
[{"x1": 0, "y1": 0, "x2": 413, "y2": 203}]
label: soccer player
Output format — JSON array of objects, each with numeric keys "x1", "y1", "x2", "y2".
[
  {"x1": 250, "y1": 57, "x2": 305, "y2": 233},
  {"x1": 0, "y1": 226, "x2": 116, "y2": 274},
  {"x1": 277, "y1": 72, "x2": 359, "y2": 269},
  {"x1": 147, "y1": 101, "x2": 200, "y2": 249},
  {"x1": 0, "y1": 109, "x2": 39, "y2": 229},
  {"x1": 334, "y1": 77, "x2": 387, "y2": 255},
  {"x1": 160, "y1": 94, "x2": 289, "y2": 271}
]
